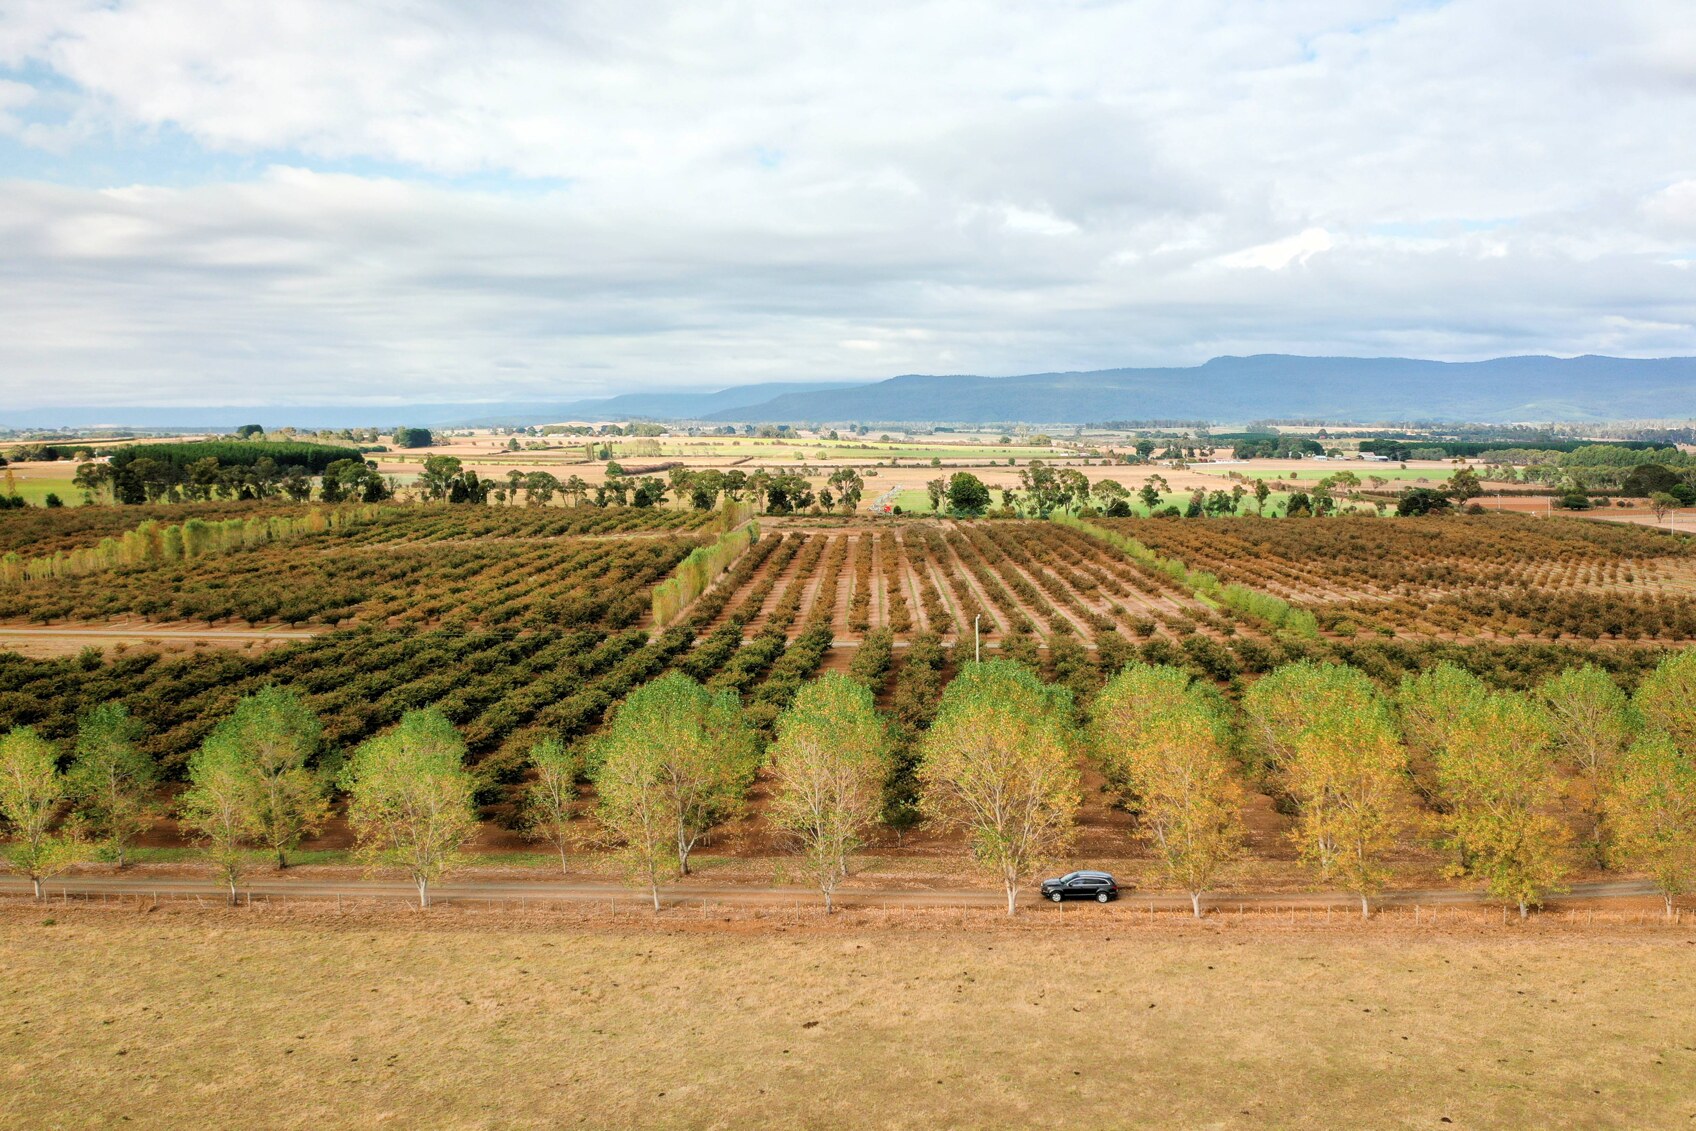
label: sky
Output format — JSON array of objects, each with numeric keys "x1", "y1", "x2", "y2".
[{"x1": 2, "y1": 0, "x2": 1695, "y2": 409}]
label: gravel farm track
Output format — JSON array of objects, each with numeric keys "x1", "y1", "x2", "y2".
[{"x1": 0, "y1": 872, "x2": 1665, "y2": 913}]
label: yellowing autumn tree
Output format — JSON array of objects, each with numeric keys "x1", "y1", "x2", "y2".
[
  {"x1": 1089, "y1": 664, "x2": 1243, "y2": 918},
  {"x1": 1435, "y1": 690, "x2": 1570, "y2": 918},
  {"x1": 768, "y1": 674, "x2": 892, "y2": 912},
  {"x1": 1634, "y1": 650, "x2": 1696, "y2": 750},
  {"x1": 1537, "y1": 665, "x2": 1637, "y2": 864},
  {"x1": 919, "y1": 661, "x2": 1080, "y2": 915},
  {"x1": 1606, "y1": 731, "x2": 1696, "y2": 919},
  {"x1": 1244, "y1": 662, "x2": 1412, "y2": 917}
]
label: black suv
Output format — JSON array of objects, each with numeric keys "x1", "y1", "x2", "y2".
[{"x1": 1040, "y1": 871, "x2": 1119, "y2": 903}]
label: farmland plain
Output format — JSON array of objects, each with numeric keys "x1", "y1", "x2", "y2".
[{"x1": 4, "y1": 904, "x2": 1694, "y2": 1130}]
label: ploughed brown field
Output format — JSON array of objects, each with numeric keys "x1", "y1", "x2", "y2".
[{"x1": 3, "y1": 902, "x2": 1694, "y2": 1130}]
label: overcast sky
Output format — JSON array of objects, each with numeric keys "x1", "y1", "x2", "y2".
[{"x1": 2, "y1": 1, "x2": 1695, "y2": 409}]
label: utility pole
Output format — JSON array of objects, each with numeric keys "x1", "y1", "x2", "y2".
[{"x1": 974, "y1": 614, "x2": 981, "y2": 663}]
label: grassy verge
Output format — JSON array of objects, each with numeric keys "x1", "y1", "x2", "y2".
[{"x1": 3, "y1": 906, "x2": 1693, "y2": 1129}]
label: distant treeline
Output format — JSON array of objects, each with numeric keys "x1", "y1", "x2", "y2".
[
  {"x1": 1360, "y1": 438, "x2": 1668, "y2": 460},
  {"x1": 109, "y1": 441, "x2": 360, "y2": 472}
]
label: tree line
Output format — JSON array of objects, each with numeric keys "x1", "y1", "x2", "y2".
[{"x1": 4, "y1": 652, "x2": 1694, "y2": 917}]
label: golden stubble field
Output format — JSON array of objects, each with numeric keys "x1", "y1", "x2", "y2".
[{"x1": 3, "y1": 903, "x2": 1693, "y2": 1130}]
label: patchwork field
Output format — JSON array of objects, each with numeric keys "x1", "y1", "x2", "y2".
[
  {"x1": 3, "y1": 905, "x2": 1694, "y2": 1130},
  {"x1": 2, "y1": 501, "x2": 1692, "y2": 882},
  {"x1": 1114, "y1": 515, "x2": 1696, "y2": 642}
]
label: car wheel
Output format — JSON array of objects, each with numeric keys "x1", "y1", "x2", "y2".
[
  {"x1": 1050, "y1": 892, "x2": 1063, "y2": 903},
  {"x1": 1096, "y1": 892, "x2": 1109, "y2": 904}
]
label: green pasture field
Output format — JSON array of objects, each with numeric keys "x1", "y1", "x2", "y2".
[{"x1": 2, "y1": 467, "x2": 83, "y2": 506}]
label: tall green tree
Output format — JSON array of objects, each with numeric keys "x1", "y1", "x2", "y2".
[
  {"x1": 0, "y1": 727, "x2": 83, "y2": 900},
  {"x1": 522, "y1": 737, "x2": 582, "y2": 873},
  {"x1": 918, "y1": 661, "x2": 1080, "y2": 915},
  {"x1": 592, "y1": 672, "x2": 760, "y2": 886},
  {"x1": 768, "y1": 674, "x2": 892, "y2": 912},
  {"x1": 946, "y1": 472, "x2": 991, "y2": 517},
  {"x1": 180, "y1": 737, "x2": 260, "y2": 905},
  {"x1": 1435, "y1": 691, "x2": 1570, "y2": 918},
  {"x1": 67, "y1": 703, "x2": 157, "y2": 869},
  {"x1": 1244, "y1": 662, "x2": 1412, "y2": 917},
  {"x1": 201, "y1": 687, "x2": 328, "y2": 869},
  {"x1": 1537, "y1": 665, "x2": 1637, "y2": 865},
  {"x1": 1397, "y1": 661, "x2": 1489, "y2": 802},
  {"x1": 341, "y1": 709, "x2": 479, "y2": 908},
  {"x1": 1089, "y1": 665, "x2": 1244, "y2": 918},
  {"x1": 1607, "y1": 731, "x2": 1696, "y2": 918}
]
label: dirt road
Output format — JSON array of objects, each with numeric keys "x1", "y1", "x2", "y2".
[{"x1": 0, "y1": 873, "x2": 1660, "y2": 910}]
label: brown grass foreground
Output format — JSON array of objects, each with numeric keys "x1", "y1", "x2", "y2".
[{"x1": 3, "y1": 903, "x2": 1694, "y2": 1130}]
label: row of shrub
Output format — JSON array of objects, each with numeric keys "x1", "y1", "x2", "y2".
[
  {"x1": 0, "y1": 505, "x2": 380, "y2": 586},
  {"x1": 1053, "y1": 514, "x2": 1319, "y2": 637},
  {"x1": 649, "y1": 519, "x2": 759, "y2": 627}
]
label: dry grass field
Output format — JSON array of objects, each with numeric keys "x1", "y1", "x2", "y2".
[{"x1": 3, "y1": 903, "x2": 1694, "y2": 1130}]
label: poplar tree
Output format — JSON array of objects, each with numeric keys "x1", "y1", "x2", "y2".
[
  {"x1": 1397, "y1": 661, "x2": 1488, "y2": 803},
  {"x1": 341, "y1": 709, "x2": 479, "y2": 908},
  {"x1": 1244, "y1": 662, "x2": 1412, "y2": 917},
  {"x1": 180, "y1": 737, "x2": 260, "y2": 905},
  {"x1": 1536, "y1": 665, "x2": 1637, "y2": 864},
  {"x1": 918, "y1": 661, "x2": 1080, "y2": 915},
  {"x1": 1089, "y1": 664, "x2": 1243, "y2": 918},
  {"x1": 1634, "y1": 650, "x2": 1696, "y2": 750},
  {"x1": 522, "y1": 737, "x2": 582, "y2": 873},
  {"x1": 768, "y1": 674, "x2": 892, "y2": 912},
  {"x1": 1607, "y1": 731, "x2": 1696, "y2": 918},
  {"x1": 68, "y1": 703, "x2": 157, "y2": 868},
  {"x1": 1436, "y1": 691, "x2": 1569, "y2": 918},
  {"x1": 201, "y1": 687, "x2": 329, "y2": 868},
  {"x1": 0, "y1": 727, "x2": 83, "y2": 900},
  {"x1": 593, "y1": 672, "x2": 759, "y2": 883}
]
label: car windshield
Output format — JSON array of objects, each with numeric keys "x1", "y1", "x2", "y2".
[{"x1": 1059, "y1": 872, "x2": 1079, "y2": 882}]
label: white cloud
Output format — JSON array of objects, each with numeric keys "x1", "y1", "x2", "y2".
[
  {"x1": 0, "y1": 1, "x2": 1693, "y2": 407},
  {"x1": 1218, "y1": 227, "x2": 1335, "y2": 270}
]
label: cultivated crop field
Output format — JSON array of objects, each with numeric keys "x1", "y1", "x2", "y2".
[
  {"x1": 1112, "y1": 515, "x2": 1696, "y2": 642},
  {"x1": 5, "y1": 905, "x2": 1695, "y2": 1130},
  {"x1": 4, "y1": 505, "x2": 1692, "y2": 780},
  {"x1": 0, "y1": 505, "x2": 719, "y2": 771}
]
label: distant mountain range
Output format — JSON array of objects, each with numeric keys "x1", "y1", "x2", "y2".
[
  {"x1": 0, "y1": 381, "x2": 864, "y2": 432},
  {"x1": 6, "y1": 356, "x2": 1693, "y2": 430},
  {"x1": 695, "y1": 355, "x2": 1696, "y2": 425}
]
